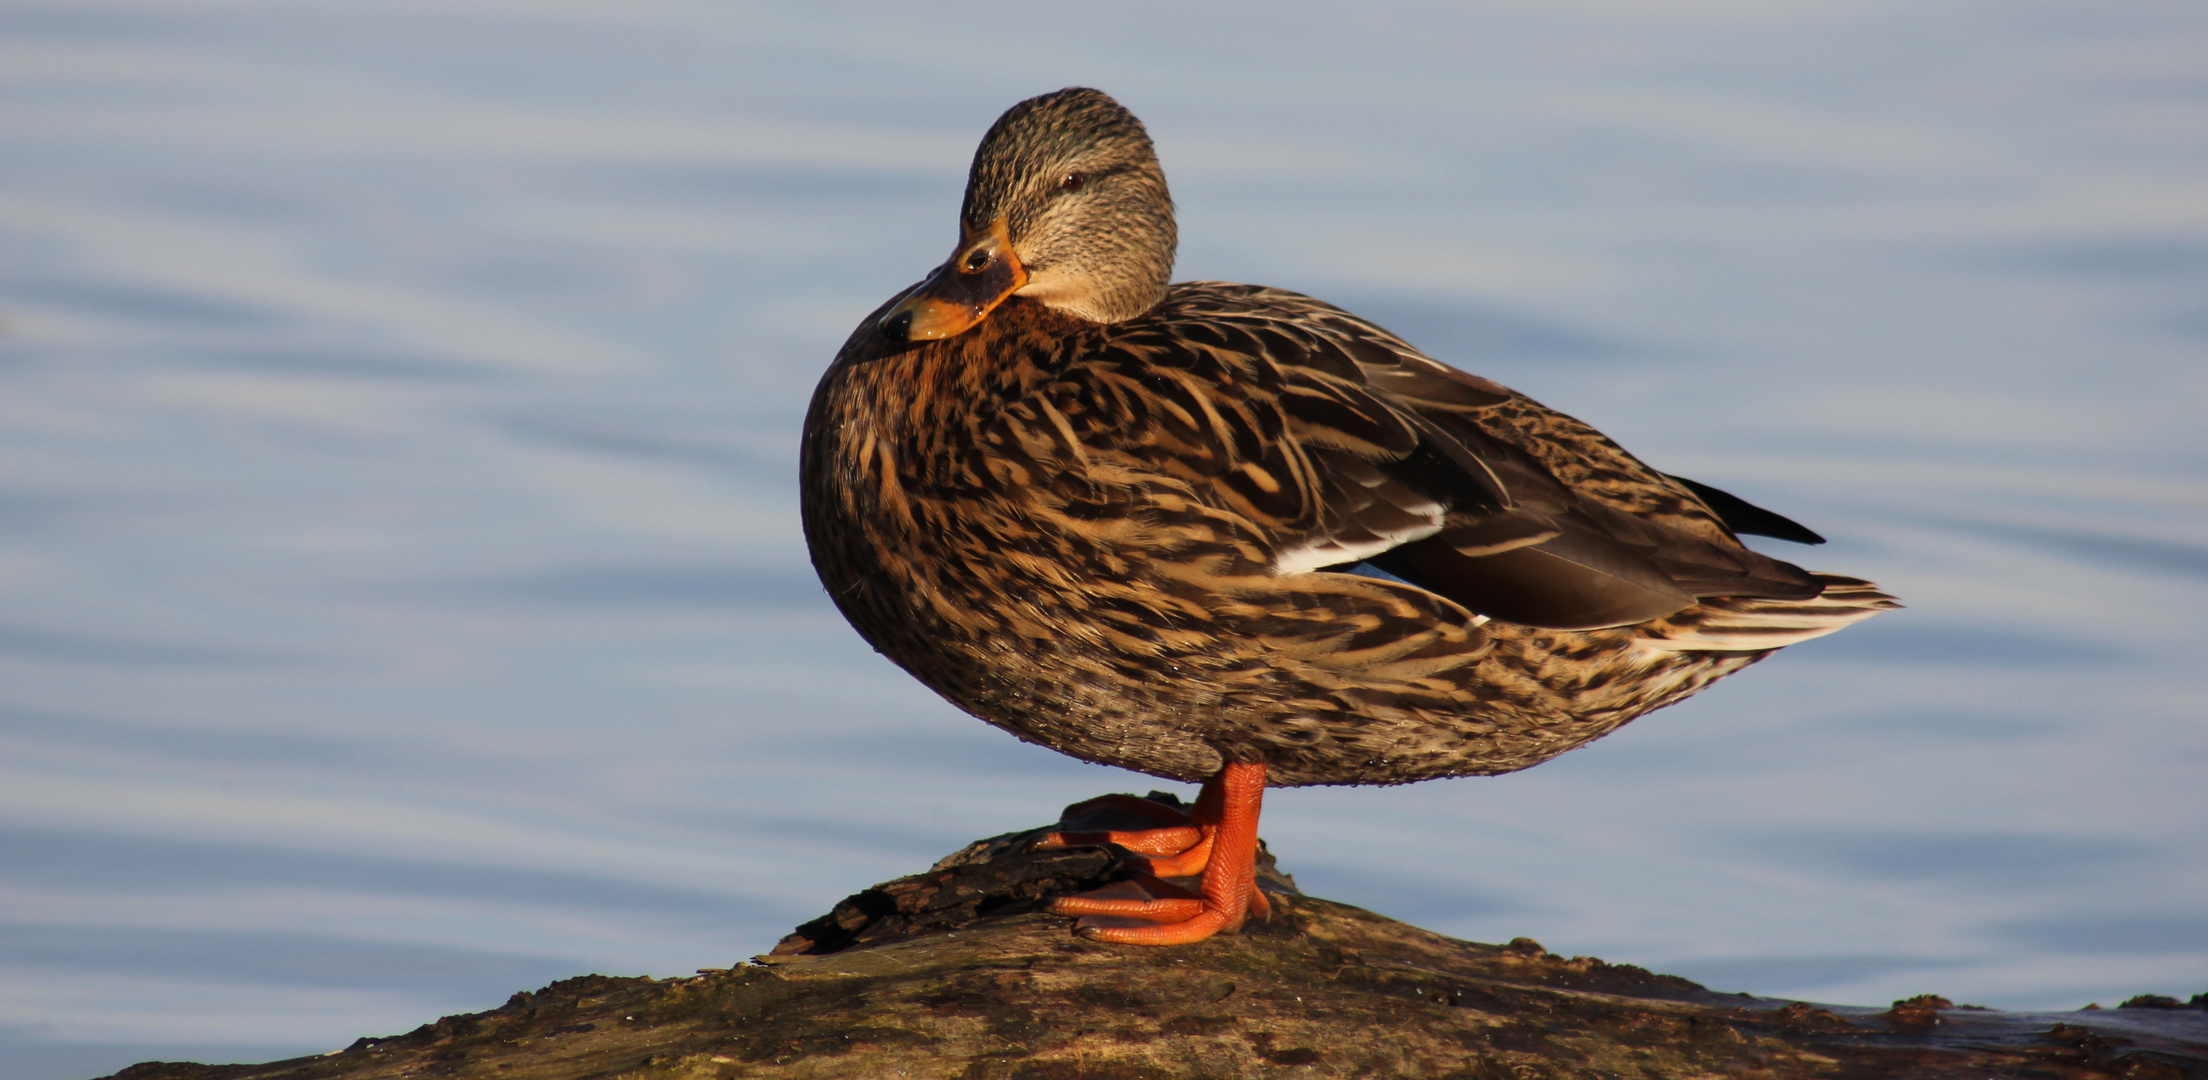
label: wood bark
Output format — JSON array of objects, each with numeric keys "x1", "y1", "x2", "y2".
[{"x1": 99, "y1": 797, "x2": 2208, "y2": 1080}]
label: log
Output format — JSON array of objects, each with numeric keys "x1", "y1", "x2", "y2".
[{"x1": 99, "y1": 793, "x2": 2208, "y2": 1080}]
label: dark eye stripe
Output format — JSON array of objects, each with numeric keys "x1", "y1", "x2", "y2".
[{"x1": 1056, "y1": 164, "x2": 1132, "y2": 192}]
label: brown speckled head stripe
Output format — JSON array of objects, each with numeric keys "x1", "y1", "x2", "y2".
[{"x1": 958, "y1": 89, "x2": 1176, "y2": 325}]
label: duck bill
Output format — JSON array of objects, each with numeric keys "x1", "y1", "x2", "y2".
[{"x1": 880, "y1": 219, "x2": 1028, "y2": 343}]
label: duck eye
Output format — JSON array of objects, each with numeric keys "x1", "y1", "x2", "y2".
[
  {"x1": 963, "y1": 250, "x2": 992, "y2": 272},
  {"x1": 1060, "y1": 171, "x2": 1085, "y2": 190}
]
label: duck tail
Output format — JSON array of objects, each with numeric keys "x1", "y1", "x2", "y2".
[{"x1": 1636, "y1": 574, "x2": 1900, "y2": 654}]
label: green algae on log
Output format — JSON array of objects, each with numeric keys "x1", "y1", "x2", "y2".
[{"x1": 99, "y1": 796, "x2": 2208, "y2": 1080}]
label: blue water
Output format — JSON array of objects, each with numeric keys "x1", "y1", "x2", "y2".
[{"x1": 3, "y1": 3, "x2": 2205, "y2": 1076}]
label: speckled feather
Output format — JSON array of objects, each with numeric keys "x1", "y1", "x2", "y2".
[
  {"x1": 801, "y1": 87, "x2": 1893, "y2": 789},
  {"x1": 802, "y1": 281, "x2": 1894, "y2": 787}
]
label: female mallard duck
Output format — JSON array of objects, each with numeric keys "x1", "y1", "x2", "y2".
[{"x1": 801, "y1": 88, "x2": 1895, "y2": 945}]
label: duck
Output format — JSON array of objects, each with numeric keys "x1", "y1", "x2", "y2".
[{"x1": 800, "y1": 87, "x2": 1896, "y2": 945}]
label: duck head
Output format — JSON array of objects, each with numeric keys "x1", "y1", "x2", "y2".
[{"x1": 881, "y1": 88, "x2": 1177, "y2": 344}]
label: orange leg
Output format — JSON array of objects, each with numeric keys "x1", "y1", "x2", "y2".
[{"x1": 1048, "y1": 761, "x2": 1269, "y2": 944}]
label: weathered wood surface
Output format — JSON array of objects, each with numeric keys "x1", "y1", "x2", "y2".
[{"x1": 101, "y1": 797, "x2": 2208, "y2": 1080}]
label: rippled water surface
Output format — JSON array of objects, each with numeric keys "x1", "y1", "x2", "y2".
[{"x1": 4, "y1": 3, "x2": 2205, "y2": 1076}]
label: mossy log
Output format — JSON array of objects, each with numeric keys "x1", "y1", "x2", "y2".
[{"x1": 102, "y1": 794, "x2": 2208, "y2": 1080}]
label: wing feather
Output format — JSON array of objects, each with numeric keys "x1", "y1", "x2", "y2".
[{"x1": 1126, "y1": 283, "x2": 1826, "y2": 631}]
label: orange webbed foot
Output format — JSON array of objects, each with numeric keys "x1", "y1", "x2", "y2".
[
  {"x1": 1032, "y1": 793, "x2": 1204, "y2": 860},
  {"x1": 1043, "y1": 761, "x2": 1270, "y2": 944}
]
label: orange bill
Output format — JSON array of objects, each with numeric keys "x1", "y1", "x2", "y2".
[{"x1": 879, "y1": 218, "x2": 1027, "y2": 343}]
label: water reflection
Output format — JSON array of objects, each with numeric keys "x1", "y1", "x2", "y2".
[
  {"x1": 1742, "y1": 831, "x2": 2152, "y2": 890},
  {"x1": 458, "y1": 564, "x2": 822, "y2": 610},
  {"x1": 1799, "y1": 622, "x2": 2122, "y2": 667},
  {"x1": 1963, "y1": 522, "x2": 2208, "y2": 582},
  {"x1": 0, "y1": 827, "x2": 740, "y2": 926},
  {"x1": 0, "y1": 627, "x2": 322, "y2": 668},
  {"x1": 2, "y1": 280, "x2": 278, "y2": 327},
  {"x1": 2, "y1": 2, "x2": 2205, "y2": 1078},
  {"x1": 1999, "y1": 915, "x2": 2208, "y2": 956},
  {"x1": 1664, "y1": 956, "x2": 1967, "y2": 999},
  {"x1": 1322, "y1": 293, "x2": 1631, "y2": 364}
]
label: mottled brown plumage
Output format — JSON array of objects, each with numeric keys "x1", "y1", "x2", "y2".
[{"x1": 801, "y1": 88, "x2": 1894, "y2": 942}]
